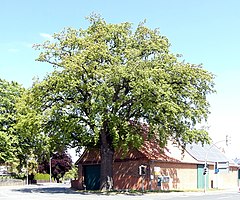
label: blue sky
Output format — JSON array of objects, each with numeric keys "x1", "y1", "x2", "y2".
[{"x1": 1, "y1": 0, "x2": 240, "y2": 158}]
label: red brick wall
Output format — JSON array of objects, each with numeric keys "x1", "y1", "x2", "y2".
[
  {"x1": 72, "y1": 148, "x2": 239, "y2": 191},
  {"x1": 113, "y1": 160, "x2": 149, "y2": 190},
  {"x1": 74, "y1": 160, "x2": 198, "y2": 190},
  {"x1": 73, "y1": 161, "x2": 238, "y2": 191},
  {"x1": 70, "y1": 164, "x2": 82, "y2": 190},
  {"x1": 113, "y1": 161, "x2": 198, "y2": 190},
  {"x1": 71, "y1": 179, "x2": 82, "y2": 190},
  {"x1": 150, "y1": 162, "x2": 197, "y2": 190}
]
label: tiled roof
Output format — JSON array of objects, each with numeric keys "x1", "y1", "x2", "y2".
[
  {"x1": 185, "y1": 143, "x2": 231, "y2": 163},
  {"x1": 140, "y1": 140, "x2": 181, "y2": 162},
  {"x1": 77, "y1": 148, "x2": 101, "y2": 164},
  {"x1": 76, "y1": 138, "x2": 181, "y2": 164}
]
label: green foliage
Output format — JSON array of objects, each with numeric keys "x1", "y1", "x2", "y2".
[
  {"x1": 63, "y1": 165, "x2": 78, "y2": 180},
  {"x1": 16, "y1": 14, "x2": 216, "y2": 190},
  {"x1": 0, "y1": 79, "x2": 24, "y2": 166},
  {"x1": 15, "y1": 88, "x2": 51, "y2": 163},
  {"x1": 34, "y1": 173, "x2": 50, "y2": 181},
  {"x1": 26, "y1": 157, "x2": 38, "y2": 175},
  {"x1": 27, "y1": 15, "x2": 215, "y2": 152},
  {"x1": 0, "y1": 79, "x2": 47, "y2": 175},
  {"x1": 38, "y1": 151, "x2": 72, "y2": 182}
]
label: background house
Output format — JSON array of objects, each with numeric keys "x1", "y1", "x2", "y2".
[
  {"x1": 184, "y1": 143, "x2": 238, "y2": 189},
  {"x1": 72, "y1": 140, "x2": 239, "y2": 191}
]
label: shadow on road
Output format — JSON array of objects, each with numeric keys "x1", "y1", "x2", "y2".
[
  {"x1": 12, "y1": 186, "x2": 79, "y2": 195},
  {"x1": 11, "y1": 185, "x2": 146, "y2": 196}
]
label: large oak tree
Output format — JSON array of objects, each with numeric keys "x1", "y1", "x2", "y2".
[{"x1": 20, "y1": 15, "x2": 215, "y2": 190}]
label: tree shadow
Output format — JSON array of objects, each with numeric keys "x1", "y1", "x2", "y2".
[
  {"x1": 12, "y1": 186, "x2": 79, "y2": 195},
  {"x1": 11, "y1": 186, "x2": 124, "y2": 196}
]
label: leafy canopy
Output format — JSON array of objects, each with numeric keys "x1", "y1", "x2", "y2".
[
  {"x1": 25, "y1": 15, "x2": 215, "y2": 152},
  {"x1": 0, "y1": 79, "x2": 24, "y2": 164},
  {"x1": 16, "y1": 88, "x2": 50, "y2": 159}
]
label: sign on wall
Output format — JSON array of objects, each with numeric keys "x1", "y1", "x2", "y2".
[{"x1": 215, "y1": 162, "x2": 229, "y2": 174}]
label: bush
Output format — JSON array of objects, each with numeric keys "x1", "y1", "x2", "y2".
[
  {"x1": 63, "y1": 166, "x2": 78, "y2": 181},
  {"x1": 34, "y1": 173, "x2": 50, "y2": 181}
]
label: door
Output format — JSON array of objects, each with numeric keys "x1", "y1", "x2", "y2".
[
  {"x1": 197, "y1": 164, "x2": 208, "y2": 189},
  {"x1": 84, "y1": 165, "x2": 100, "y2": 190}
]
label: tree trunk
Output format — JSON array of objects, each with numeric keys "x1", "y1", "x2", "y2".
[{"x1": 100, "y1": 120, "x2": 114, "y2": 191}]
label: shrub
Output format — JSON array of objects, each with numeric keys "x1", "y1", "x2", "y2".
[{"x1": 34, "y1": 173, "x2": 50, "y2": 181}]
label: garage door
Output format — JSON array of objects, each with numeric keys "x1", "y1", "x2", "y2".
[
  {"x1": 197, "y1": 164, "x2": 208, "y2": 189},
  {"x1": 84, "y1": 165, "x2": 100, "y2": 190}
]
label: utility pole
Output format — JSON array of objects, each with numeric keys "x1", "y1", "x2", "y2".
[
  {"x1": 26, "y1": 159, "x2": 28, "y2": 185},
  {"x1": 49, "y1": 157, "x2": 52, "y2": 183},
  {"x1": 204, "y1": 135, "x2": 230, "y2": 193}
]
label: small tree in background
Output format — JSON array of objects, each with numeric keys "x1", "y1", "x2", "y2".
[
  {"x1": 38, "y1": 151, "x2": 72, "y2": 183},
  {"x1": 63, "y1": 165, "x2": 78, "y2": 181}
]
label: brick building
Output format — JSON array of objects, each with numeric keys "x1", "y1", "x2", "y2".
[{"x1": 72, "y1": 139, "x2": 239, "y2": 191}]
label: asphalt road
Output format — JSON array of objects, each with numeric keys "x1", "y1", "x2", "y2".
[{"x1": 0, "y1": 183, "x2": 239, "y2": 200}]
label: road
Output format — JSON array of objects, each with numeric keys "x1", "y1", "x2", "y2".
[{"x1": 0, "y1": 183, "x2": 239, "y2": 200}]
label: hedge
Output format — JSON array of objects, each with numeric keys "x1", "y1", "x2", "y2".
[{"x1": 34, "y1": 173, "x2": 50, "y2": 181}]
